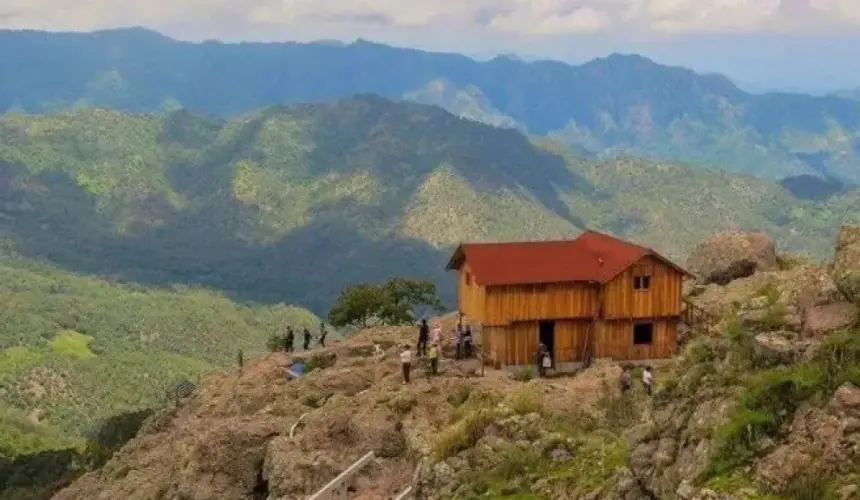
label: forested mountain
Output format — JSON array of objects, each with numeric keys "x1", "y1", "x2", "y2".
[
  {"x1": 1, "y1": 28, "x2": 859, "y2": 183},
  {"x1": 1, "y1": 95, "x2": 858, "y2": 318}
]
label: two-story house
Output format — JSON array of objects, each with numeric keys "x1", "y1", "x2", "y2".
[{"x1": 445, "y1": 230, "x2": 692, "y2": 371}]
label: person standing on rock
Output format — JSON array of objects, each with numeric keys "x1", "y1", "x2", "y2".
[
  {"x1": 417, "y1": 319, "x2": 429, "y2": 357},
  {"x1": 318, "y1": 323, "x2": 327, "y2": 348},
  {"x1": 400, "y1": 344, "x2": 412, "y2": 384},
  {"x1": 642, "y1": 366, "x2": 654, "y2": 396},
  {"x1": 463, "y1": 325, "x2": 473, "y2": 358},
  {"x1": 285, "y1": 327, "x2": 295, "y2": 353},
  {"x1": 302, "y1": 327, "x2": 312, "y2": 350}
]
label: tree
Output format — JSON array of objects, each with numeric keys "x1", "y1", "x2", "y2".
[{"x1": 327, "y1": 278, "x2": 444, "y2": 328}]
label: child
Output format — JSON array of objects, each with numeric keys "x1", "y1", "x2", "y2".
[
  {"x1": 619, "y1": 365, "x2": 631, "y2": 394},
  {"x1": 400, "y1": 345, "x2": 412, "y2": 384},
  {"x1": 428, "y1": 343, "x2": 439, "y2": 375},
  {"x1": 642, "y1": 366, "x2": 654, "y2": 395}
]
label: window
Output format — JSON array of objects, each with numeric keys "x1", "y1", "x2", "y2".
[
  {"x1": 633, "y1": 275, "x2": 651, "y2": 290},
  {"x1": 633, "y1": 323, "x2": 654, "y2": 345}
]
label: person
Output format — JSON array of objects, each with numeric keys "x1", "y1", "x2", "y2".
[
  {"x1": 319, "y1": 323, "x2": 327, "y2": 348},
  {"x1": 642, "y1": 366, "x2": 654, "y2": 395},
  {"x1": 400, "y1": 345, "x2": 412, "y2": 384},
  {"x1": 455, "y1": 324, "x2": 464, "y2": 359},
  {"x1": 431, "y1": 323, "x2": 442, "y2": 351},
  {"x1": 417, "y1": 319, "x2": 429, "y2": 357},
  {"x1": 428, "y1": 343, "x2": 439, "y2": 375},
  {"x1": 619, "y1": 365, "x2": 632, "y2": 394},
  {"x1": 463, "y1": 325, "x2": 473, "y2": 358},
  {"x1": 535, "y1": 343, "x2": 549, "y2": 377},
  {"x1": 285, "y1": 327, "x2": 295, "y2": 353},
  {"x1": 302, "y1": 327, "x2": 312, "y2": 350}
]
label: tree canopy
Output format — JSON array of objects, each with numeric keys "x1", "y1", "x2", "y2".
[{"x1": 327, "y1": 277, "x2": 445, "y2": 328}]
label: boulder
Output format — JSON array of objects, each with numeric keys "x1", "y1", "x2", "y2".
[
  {"x1": 753, "y1": 332, "x2": 801, "y2": 365},
  {"x1": 834, "y1": 224, "x2": 860, "y2": 304},
  {"x1": 687, "y1": 232, "x2": 777, "y2": 285},
  {"x1": 802, "y1": 302, "x2": 858, "y2": 337}
]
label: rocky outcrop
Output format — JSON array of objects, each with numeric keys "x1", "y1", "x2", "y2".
[
  {"x1": 686, "y1": 232, "x2": 777, "y2": 285},
  {"x1": 834, "y1": 224, "x2": 860, "y2": 304}
]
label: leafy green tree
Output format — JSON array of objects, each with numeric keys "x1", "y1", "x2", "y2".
[{"x1": 327, "y1": 278, "x2": 444, "y2": 328}]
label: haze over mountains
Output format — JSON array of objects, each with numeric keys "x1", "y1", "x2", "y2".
[{"x1": 2, "y1": 27, "x2": 860, "y2": 184}]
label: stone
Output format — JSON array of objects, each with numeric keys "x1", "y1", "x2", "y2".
[
  {"x1": 802, "y1": 302, "x2": 858, "y2": 337},
  {"x1": 753, "y1": 332, "x2": 801, "y2": 364},
  {"x1": 687, "y1": 232, "x2": 777, "y2": 285}
]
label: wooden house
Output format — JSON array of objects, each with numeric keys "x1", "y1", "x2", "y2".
[{"x1": 445, "y1": 230, "x2": 692, "y2": 371}]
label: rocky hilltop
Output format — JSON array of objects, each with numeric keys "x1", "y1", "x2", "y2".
[{"x1": 53, "y1": 227, "x2": 860, "y2": 500}]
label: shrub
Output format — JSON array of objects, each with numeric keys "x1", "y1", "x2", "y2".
[
  {"x1": 513, "y1": 366, "x2": 535, "y2": 382},
  {"x1": 305, "y1": 352, "x2": 337, "y2": 372},
  {"x1": 506, "y1": 385, "x2": 543, "y2": 415},
  {"x1": 446, "y1": 385, "x2": 472, "y2": 408},
  {"x1": 432, "y1": 408, "x2": 497, "y2": 460},
  {"x1": 387, "y1": 392, "x2": 417, "y2": 415},
  {"x1": 266, "y1": 334, "x2": 284, "y2": 352}
]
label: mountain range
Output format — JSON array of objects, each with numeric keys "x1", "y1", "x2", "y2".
[
  {"x1": 1, "y1": 95, "x2": 858, "y2": 318},
  {"x1": 1, "y1": 27, "x2": 859, "y2": 184}
]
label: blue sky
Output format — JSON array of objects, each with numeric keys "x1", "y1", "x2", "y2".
[{"x1": 1, "y1": 0, "x2": 859, "y2": 92}]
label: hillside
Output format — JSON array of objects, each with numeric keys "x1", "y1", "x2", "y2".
[
  {"x1": 0, "y1": 255, "x2": 319, "y2": 460},
  {"x1": 50, "y1": 228, "x2": 860, "y2": 499},
  {"x1": 1, "y1": 28, "x2": 859, "y2": 182},
  {"x1": 1, "y1": 96, "x2": 858, "y2": 316}
]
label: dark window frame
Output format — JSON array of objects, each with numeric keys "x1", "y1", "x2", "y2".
[
  {"x1": 633, "y1": 275, "x2": 651, "y2": 291},
  {"x1": 633, "y1": 322, "x2": 654, "y2": 345}
]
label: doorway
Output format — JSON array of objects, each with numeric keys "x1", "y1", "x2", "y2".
[{"x1": 538, "y1": 320, "x2": 555, "y2": 366}]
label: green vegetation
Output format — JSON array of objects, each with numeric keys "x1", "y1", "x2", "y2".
[
  {"x1": 0, "y1": 255, "x2": 318, "y2": 455},
  {"x1": 327, "y1": 277, "x2": 443, "y2": 328},
  {"x1": 0, "y1": 97, "x2": 857, "y2": 322},
  {"x1": 3, "y1": 28, "x2": 860, "y2": 183},
  {"x1": 707, "y1": 329, "x2": 860, "y2": 480}
]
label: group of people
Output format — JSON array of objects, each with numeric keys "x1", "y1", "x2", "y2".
[
  {"x1": 400, "y1": 318, "x2": 475, "y2": 383},
  {"x1": 619, "y1": 364, "x2": 654, "y2": 395},
  {"x1": 283, "y1": 323, "x2": 328, "y2": 352}
]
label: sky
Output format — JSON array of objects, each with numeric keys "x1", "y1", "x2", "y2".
[{"x1": 1, "y1": 0, "x2": 859, "y2": 93}]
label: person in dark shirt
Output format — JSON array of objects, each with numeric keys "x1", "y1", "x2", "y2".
[
  {"x1": 463, "y1": 325, "x2": 473, "y2": 358},
  {"x1": 303, "y1": 328, "x2": 312, "y2": 350},
  {"x1": 319, "y1": 323, "x2": 328, "y2": 348},
  {"x1": 417, "y1": 319, "x2": 429, "y2": 357},
  {"x1": 285, "y1": 327, "x2": 295, "y2": 353}
]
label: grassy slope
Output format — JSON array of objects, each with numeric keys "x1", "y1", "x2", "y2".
[
  {"x1": 1, "y1": 97, "x2": 858, "y2": 317},
  {"x1": 0, "y1": 255, "x2": 318, "y2": 453}
]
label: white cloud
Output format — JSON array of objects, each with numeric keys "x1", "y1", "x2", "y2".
[{"x1": 2, "y1": 0, "x2": 860, "y2": 39}]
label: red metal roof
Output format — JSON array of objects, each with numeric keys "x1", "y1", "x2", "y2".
[{"x1": 446, "y1": 230, "x2": 689, "y2": 286}]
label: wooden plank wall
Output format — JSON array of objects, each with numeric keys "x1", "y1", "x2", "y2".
[
  {"x1": 594, "y1": 318, "x2": 678, "y2": 360},
  {"x1": 457, "y1": 263, "x2": 486, "y2": 322},
  {"x1": 603, "y1": 256, "x2": 684, "y2": 319},
  {"x1": 486, "y1": 319, "x2": 592, "y2": 366},
  {"x1": 483, "y1": 283, "x2": 598, "y2": 326},
  {"x1": 554, "y1": 320, "x2": 590, "y2": 363}
]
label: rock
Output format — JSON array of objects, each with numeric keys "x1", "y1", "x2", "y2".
[
  {"x1": 834, "y1": 224, "x2": 860, "y2": 304},
  {"x1": 839, "y1": 484, "x2": 858, "y2": 500},
  {"x1": 831, "y1": 383, "x2": 860, "y2": 417},
  {"x1": 687, "y1": 232, "x2": 777, "y2": 285},
  {"x1": 802, "y1": 302, "x2": 858, "y2": 337},
  {"x1": 753, "y1": 332, "x2": 801, "y2": 364}
]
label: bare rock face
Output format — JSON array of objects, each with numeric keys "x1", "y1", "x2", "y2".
[
  {"x1": 834, "y1": 224, "x2": 860, "y2": 304},
  {"x1": 755, "y1": 385, "x2": 860, "y2": 493},
  {"x1": 687, "y1": 232, "x2": 777, "y2": 285},
  {"x1": 802, "y1": 302, "x2": 858, "y2": 338}
]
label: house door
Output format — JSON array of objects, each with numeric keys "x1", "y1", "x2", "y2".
[{"x1": 538, "y1": 321, "x2": 555, "y2": 366}]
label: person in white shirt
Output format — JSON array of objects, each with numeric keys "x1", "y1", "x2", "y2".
[
  {"x1": 400, "y1": 345, "x2": 412, "y2": 384},
  {"x1": 642, "y1": 366, "x2": 654, "y2": 395}
]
